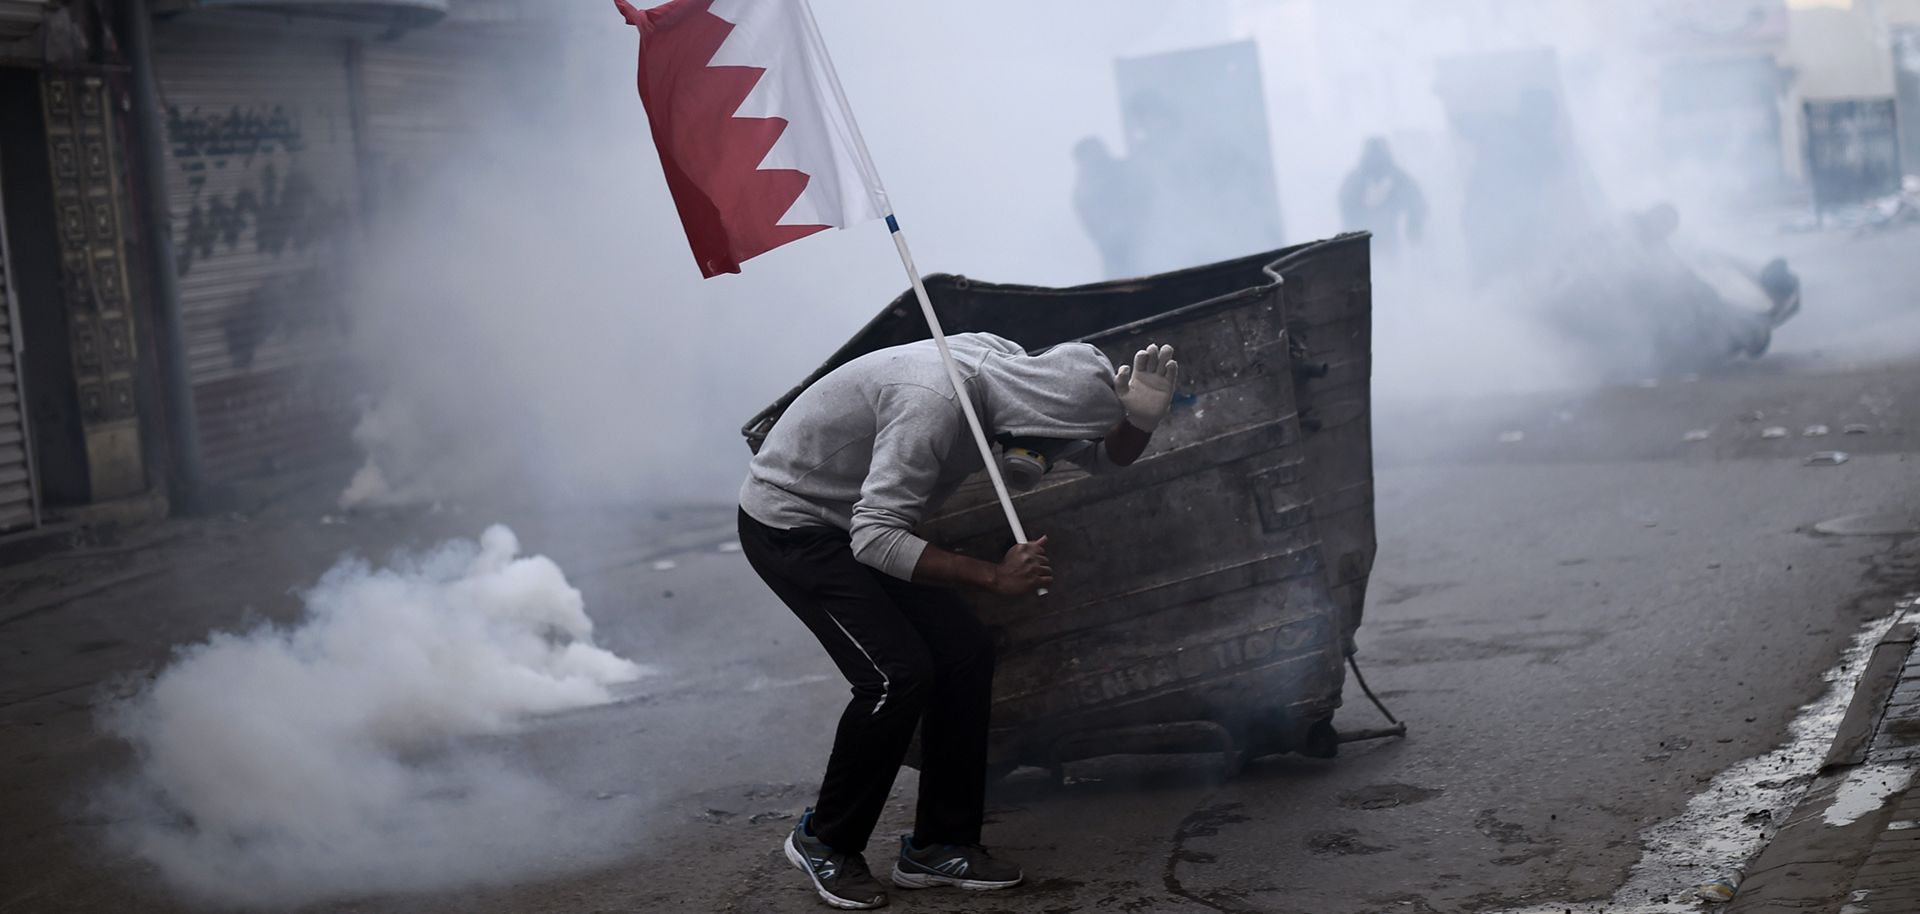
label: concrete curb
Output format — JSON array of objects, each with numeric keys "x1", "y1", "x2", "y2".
[{"x1": 1731, "y1": 623, "x2": 1919, "y2": 913}]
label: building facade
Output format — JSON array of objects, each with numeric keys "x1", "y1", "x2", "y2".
[{"x1": 0, "y1": 0, "x2": 551, "y2": 535}]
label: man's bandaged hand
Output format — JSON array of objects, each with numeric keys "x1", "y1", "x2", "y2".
[{"x1": 1114, "y1": 344, "x2": 1179, "y2": 431}]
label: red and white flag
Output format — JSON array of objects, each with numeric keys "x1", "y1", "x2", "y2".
[{"x1": 615, "y1": 0, "x2": 891, "y2": 278}]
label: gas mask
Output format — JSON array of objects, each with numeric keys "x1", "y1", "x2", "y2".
[{"x1": 999, "y1": 437, "x2": 1093, "y2": 491}]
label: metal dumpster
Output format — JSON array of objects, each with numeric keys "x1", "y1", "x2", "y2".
[{"x1": 742, "y1": 233, "x2": 1377, "y2": 772}]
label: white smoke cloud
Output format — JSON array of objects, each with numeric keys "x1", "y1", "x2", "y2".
[
  {"x1": 95, "y1": 526, "x2": 651, "y2": 908},
  {"x1": 334, "y1": 2, "x2": 1244, "y2": 511},
  {"x1": 335, "y1": 0, "x2": 1824, "y2": 503},
  {"x1": 1226, "y1": 0, "x2": 1810, "y2": 394}
]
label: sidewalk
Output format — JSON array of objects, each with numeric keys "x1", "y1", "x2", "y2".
[
  {"x1": 1733, "y1": 617, "x2": 1920, "y2": 913},
  {"x1": 1840, "y1": 631, "x2": 1920, "y2": 913}
]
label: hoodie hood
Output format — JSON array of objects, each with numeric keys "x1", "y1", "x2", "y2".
[{"x1": 975, "y1": 341, "x2": 1124, "y2": 440}]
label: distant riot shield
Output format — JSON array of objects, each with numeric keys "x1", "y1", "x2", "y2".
[
  {"x1": 1103, "y1": 40, "x2": 1285, "y2": 279},
  {"x1": 1896, "y1": 28, "x2": 1920, "y2": 179},
  {"x1": 1804, "y1": 98, "x2": 1902, "y2": 216},
  {"x1": 1434, "y1": 47, "x2": 1600, "y2": 286}
]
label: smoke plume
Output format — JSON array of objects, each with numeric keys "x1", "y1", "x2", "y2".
[
  {"x1": 95, "y1": 526, "x2": 650, "y2": 908},
  {"x1": 333, "y1": 2, "x2": 1241, "y2": 511}
]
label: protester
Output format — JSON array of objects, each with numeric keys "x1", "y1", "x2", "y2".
[
  {"x1": 1339, "y1": 136, "x2": 1428, "y2": 260},
  {"x1": 738, "y1": 333, "x2": 1177, "y2": 909}
]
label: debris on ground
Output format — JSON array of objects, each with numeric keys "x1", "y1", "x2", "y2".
[
  {"x1": 1844, "y1": 424, "x2": 1872, "y2": 436},
  {"x1": 1761, "y1": 427, "x2": 1789, "y2": 439},
  {"x1": 717, "y1": 541, "x2": 743, "y2": 554},
  {"x1": 1694, "y1": 869, "x2": 1742, "y2": 903},
  {"x1": 1804, "y1": 425, "x2": 1831, "y2": 438},
  {"x1": 651, "y1": 559, "x2": 679, "y2": 571},
  {"x1": 1807, "y1": 451, "x2": 1851, "y2": 466},
  {"x1": 1684, "y1": 429, "x2": 1712, "y2": 442},
  {"x1": 1804, "y1": 514, "x2": 1920, "y2": 533}
]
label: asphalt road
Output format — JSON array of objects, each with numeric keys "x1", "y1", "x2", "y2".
[
  {"x1": 597, "y1": 357, "x2": 1920, "y2": 914},
  {"x1": 2, "y1": 227, "x2": 1918, "y2": 914},
  {"x1": 2, "y1": 349, "x2": 1914, "y2": 914}
]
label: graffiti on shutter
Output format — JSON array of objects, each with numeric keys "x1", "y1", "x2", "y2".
[{"x1": 155, "y1": 26, "x2": 361, "y2": 481}]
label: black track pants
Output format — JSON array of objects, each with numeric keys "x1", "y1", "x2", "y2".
[{"x1": 737, "y1": 509, "x2": 995, "y2": 854}]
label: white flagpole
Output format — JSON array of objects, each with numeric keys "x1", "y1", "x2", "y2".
[
  {"x1": 884, "y1": 214, "x2": 1041, "y2": 571},
  {"x1": 793, "y1": 0, "x2": 1042, "y2": 589}
]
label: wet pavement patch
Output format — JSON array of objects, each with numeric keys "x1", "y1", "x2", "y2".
[
  {"x1": 1883, "y1": 718, "x2": 1920, "y2": 743},
  {"x1": 1376, "y1": 581, "x2": 1462, "y2": 607},
  {"x1": 1338, "y1": 782, "x2": 1443, "y2": 810},
  {"x1": 1305, "y1": 829, "x2": 1391, "y2": 855},
  {"x1": 1643, "y1": 735, "x2": 1694, "y2": 762},
  {"x1": 1822, "y1": 763, "x2": 1914, "y2": 826},
  {"x1": 1164, "y1": 799, "x2": 1265, "y2": 914},
  {"x1": 1473, "y1": 809, "x2": 1532, "y2": 844},
  {"x1": 1024, "y1": 876, "x2": 1087, "y2": 894},
  {"x1": 1476, "y1": 809, "x2": 1558, "y2": 866},
  {"x1": 1814, "y1": 512, "x2": 1920, "y2": 536},
  {"x1": 1362, "y1": 892, "x2": 1442, "y2": 914},
  {"x1": 1373, "y1": 629, "x2": 1608, "y2": 667},
  {"x1": 686, "y1": 782, "x2": 807, "y2": 826},
  {"x1": 1173, "y1": 801, "x2": 1250, "y2": 838},
  {"x1": 1481, "y1": 604, "x2": 1917, "y2": 914}
]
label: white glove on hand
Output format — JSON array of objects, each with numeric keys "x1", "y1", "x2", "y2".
[{"x1": 1114, "y1": 344, "x2": 1179, "y2": 431}]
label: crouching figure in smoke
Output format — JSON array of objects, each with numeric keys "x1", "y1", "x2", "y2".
[
  {"x1": 737, "y1": 333, "x2": 1177, "y2": 909},
  {"x1": 1536, "y1": 203, "x2": 1802, "y2": 378}
]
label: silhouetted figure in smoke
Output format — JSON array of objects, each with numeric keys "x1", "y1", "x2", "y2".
[
  {"x1": 1072, "y1": 137, "x2": 1145, "y2": 279},
  {"x1": 1539, "y1": 202, "x2": 1798, "y2": 377},
  {"x1": 1339, "y1": 137, "x2": 1427, "y2": 259}
]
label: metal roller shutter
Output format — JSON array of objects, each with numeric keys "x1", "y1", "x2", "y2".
[
  {"x1": 153, "y1": 21, "x2": 362, "y2": 482},
  {"x1": 354, "y1": 21, "x2": 543, "y2": 211},
  {"x1": 0, "y1": 174, "x2": 36, "y2": 533}
]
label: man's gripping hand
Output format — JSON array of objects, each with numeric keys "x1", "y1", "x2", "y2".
[
  {"x1": 991, "y1": 536, "x2": 1052, "y2": 595},
  {"x1": 1114, "y1": 344, "x2": 1179, "y2": 432}
]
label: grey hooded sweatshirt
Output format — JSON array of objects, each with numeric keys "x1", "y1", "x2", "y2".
[{"x1": 740, "y1": 332, "x2": 1124, "y2": 580}]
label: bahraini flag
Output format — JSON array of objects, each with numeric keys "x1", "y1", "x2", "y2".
[{"x1": 615, "y1": 0, "x2": 891, "y2": 277}]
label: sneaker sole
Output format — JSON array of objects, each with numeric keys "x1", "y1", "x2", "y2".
[
  {"x1": 890, "y1": 864, "x2": 1023, "y2": 891},
  {"x1": 785, "y1": 833, "x2": 887, "y2": 910}
]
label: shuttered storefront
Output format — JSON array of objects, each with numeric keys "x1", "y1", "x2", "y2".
[
  {"x1": 0, "y1": 182, "x2": 35, "y2": 532},
  {"x1": 358, "y1": 26, "x2": 494, "y2": 209},
  {"x1": 354, "y1": 20, "x2": 542, "y2": 213},
  {"x1": 152, "y1": 22, "x2": 361, "y2": 482}
]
